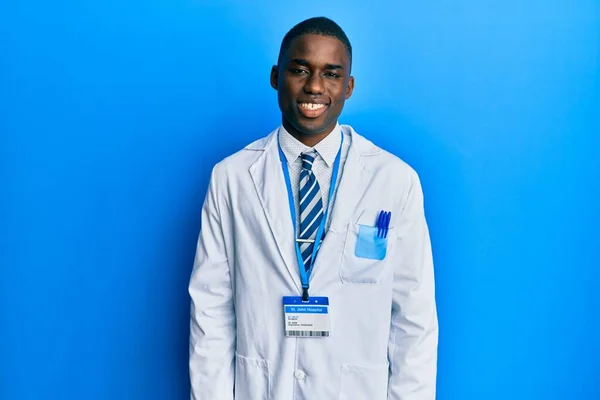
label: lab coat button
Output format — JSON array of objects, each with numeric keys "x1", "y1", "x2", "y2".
[{"x1": 294, "y1": 370, "x2": 306, "y2": 380}]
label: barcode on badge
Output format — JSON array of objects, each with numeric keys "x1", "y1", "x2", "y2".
[{"x1": 286, "y1": 330, "x2": 330, "y2": 337}]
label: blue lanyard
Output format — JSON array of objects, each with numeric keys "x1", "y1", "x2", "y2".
[{"x1": 277, "y1": 130, "x2": 344, "y2": 301}]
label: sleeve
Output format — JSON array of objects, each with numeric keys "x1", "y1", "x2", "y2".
[
  {"x1": 387, "y1": 169, "x2": 439, "y2": 400},
  {"x1": 189, "y1": 166, "x2": 236, "y2": 400}
]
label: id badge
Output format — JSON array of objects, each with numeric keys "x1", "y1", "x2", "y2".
[{"x1": 283, "y1": 296, "x2": 330, "y2": 337}]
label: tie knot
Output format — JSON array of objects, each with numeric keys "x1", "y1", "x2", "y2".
[{"x1": 301, "y1": 152, "x2": 316, "y2": 171}]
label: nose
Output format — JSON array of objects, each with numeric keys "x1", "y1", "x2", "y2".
[{"x1": 303, "y1": 73, "x2": 324, "y2": 95}]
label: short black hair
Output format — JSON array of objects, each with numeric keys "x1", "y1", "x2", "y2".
[{"x1": 277, "y1": 17, "x2": 352, "y2": 66}]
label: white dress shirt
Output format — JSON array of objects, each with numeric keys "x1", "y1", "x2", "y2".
[{"x1": 279, "y1": 123, "x2": 351, "y2": 233}]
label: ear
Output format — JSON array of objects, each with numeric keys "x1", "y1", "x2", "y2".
[
  {"x1": 345, "y1": 75, "x2": 355, "y2": 100},
  {"x1": 270, "y1": 65, "x2": 278, "y2": 90}
]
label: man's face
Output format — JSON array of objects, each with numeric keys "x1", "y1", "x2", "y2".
[{"x1": 271, "y1": 34, "x2": 354, "y2": 137}]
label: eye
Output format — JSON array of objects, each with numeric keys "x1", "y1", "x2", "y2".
[
  {"x1": 289, "y1": 68, "x2": 309, "y2": 75},
  {"x1": 324, "y1": 72, "x2": 342, "y2": 79}
]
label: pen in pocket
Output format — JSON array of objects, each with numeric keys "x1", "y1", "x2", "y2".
[{"x1": 376, "y1": 210, "x2": 392, "y2": 238}]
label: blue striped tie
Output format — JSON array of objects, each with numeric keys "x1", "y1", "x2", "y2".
[{"x1": 298, "y1": 151, "x2": 324, "y2": 271}]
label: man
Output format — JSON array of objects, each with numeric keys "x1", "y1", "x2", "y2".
[{"x1": 189, "y1": 17, "x2": 438, "y2": 400}]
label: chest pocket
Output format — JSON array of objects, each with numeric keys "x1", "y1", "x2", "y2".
[{"x1": 340, "y1": 209, "x2": 397, "y2": 284}]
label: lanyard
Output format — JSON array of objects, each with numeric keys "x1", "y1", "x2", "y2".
[{"x1": 277, "y1": 130, "x2": 344, "y2": 301}]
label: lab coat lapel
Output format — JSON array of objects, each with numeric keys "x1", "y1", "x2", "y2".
[
  {"x1": 327, "y1": 127, "x2": 372, "y2": 232},
  {"x1": 249, "y1": 131, "x2": 301, "y2": 291}
]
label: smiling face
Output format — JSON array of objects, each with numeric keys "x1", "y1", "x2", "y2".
[{"x1": 271, "y1": 34, "x2": 354, "y2": 144}]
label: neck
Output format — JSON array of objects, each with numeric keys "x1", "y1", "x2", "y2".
[{"x1": 283, "y1": 120, "x2": 336, "y2": 148}]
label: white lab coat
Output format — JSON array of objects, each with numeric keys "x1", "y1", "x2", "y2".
[{"x1": 189, "y1": 125, "x2": 438, "y2": 400}]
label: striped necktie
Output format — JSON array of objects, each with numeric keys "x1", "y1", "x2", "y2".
[{"x1": 298, "y1": 151, "x2": 324, "y2": 271}]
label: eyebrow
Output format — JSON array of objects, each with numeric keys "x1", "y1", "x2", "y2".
[{"x1": 291, "y1": 58, "x2": 345, "y2": 70}]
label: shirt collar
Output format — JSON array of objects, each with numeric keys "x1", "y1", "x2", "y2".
[{"x1": 279, "y1": 123, "x2": 342, "y2": 167}]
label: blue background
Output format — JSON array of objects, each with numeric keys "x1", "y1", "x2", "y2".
[{"x1": 1, "y1": 1, "x2": 599, "y2": 399}]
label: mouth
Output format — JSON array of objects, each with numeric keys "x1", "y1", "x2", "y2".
[{"x1": 297, "y1": 102, "x2": 329, "y2": 119}]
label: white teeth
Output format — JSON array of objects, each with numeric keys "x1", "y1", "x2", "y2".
[{"x1": 300, "y1": 103, "x2": 325, "y2": 111}]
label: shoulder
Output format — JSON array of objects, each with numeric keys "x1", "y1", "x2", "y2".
[
  {"x1": 345, "y1": 125, "x2": 418, "y2": 181},
  {"x1": 345, "y1": 125, "x2": 423, "y2": 211},
  {"x1": 210, "y1": 128, "x2": 278, "y2": 180}
]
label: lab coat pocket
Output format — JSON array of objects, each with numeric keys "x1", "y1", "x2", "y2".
[
  {"x1": 354, "y1": 225, "x2": 387, "y2": 260},
  {"x1": 340, "y1": 223, "x2": 395, "y2": 284},
  {"x1": 338, "y1": 363, "x2": 389, "y2": 400},
  {"x1": 234, "y1": 353, "x2": 270, "y2": 400}
]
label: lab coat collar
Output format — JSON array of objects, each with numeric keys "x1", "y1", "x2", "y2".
[
  {"x1": 247, "y1": 125, "x2": 377, "y2": 290},
  {"x1": 245, "y1": 124, "x2": 381, "y2": 157}
]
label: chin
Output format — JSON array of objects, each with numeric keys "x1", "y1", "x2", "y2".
[{"x1": 295, "y1": 121, "x2": 330, "y2": 136}]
